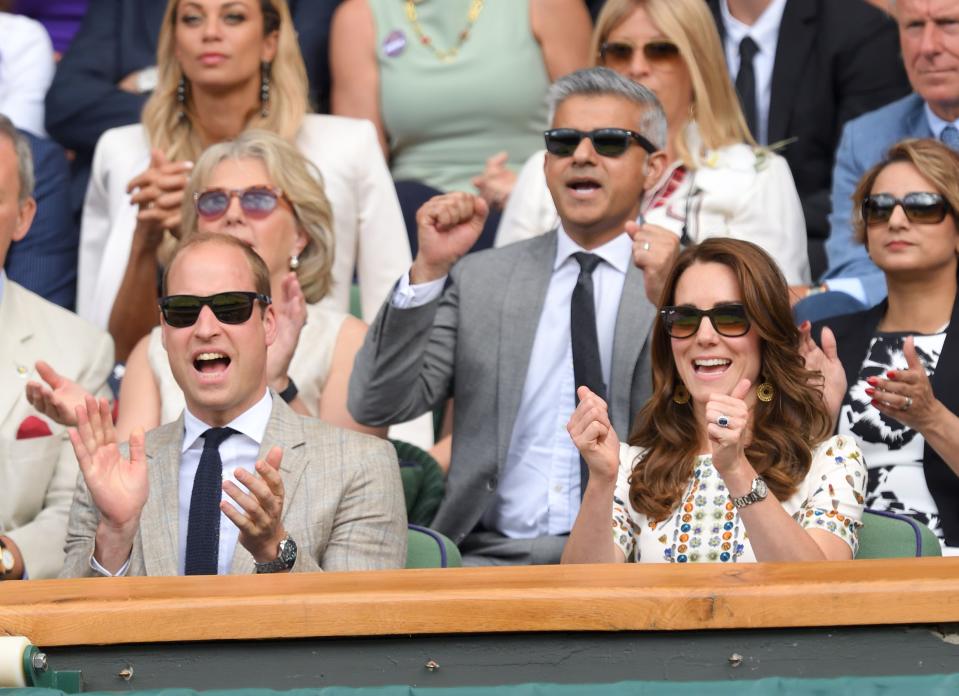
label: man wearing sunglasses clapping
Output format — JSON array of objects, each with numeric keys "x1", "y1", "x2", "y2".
[
  {"x1": 60, "y1": 234, "x2": 406, "y2": 578},
  {"x1": 349, "y1": 68, "x2": 669, "y2": 566}
]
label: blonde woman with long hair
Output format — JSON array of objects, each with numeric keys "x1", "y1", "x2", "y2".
[
  {"x1": 495, "y1": 0, "x2": 809, "y2": 289},
  {"x1": 76, "y1": 0, "x2": 410, "y2": 360}
]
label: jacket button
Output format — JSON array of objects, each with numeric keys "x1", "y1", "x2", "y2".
[{"x1": 486, "y1": 476, "x2": 498, "y2": 491}]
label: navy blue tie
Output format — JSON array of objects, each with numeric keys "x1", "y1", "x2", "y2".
[
  {"x1": 571, "y1": 252, "x2": 606, "y2": 498},
  {"x1": 184, "y1": 427, "x2": 236, "y2": 575}
]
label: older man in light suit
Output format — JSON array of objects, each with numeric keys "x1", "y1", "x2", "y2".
[
  {"x1": 800, "y1": 0, "x2": 959, "y2": 320},
  {"x1": 349, "y1": 68, "x2": 671, "y2": 565},
  {"x1": 61, "y1": 234, "x2": 406, "y2": 577},
  {"x1": 0, "y1": 115, "x2": 114, "y2": 581}
]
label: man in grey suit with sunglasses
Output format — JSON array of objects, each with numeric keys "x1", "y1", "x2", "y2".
[
  {"x1": 61, "y1": 233, "x2": 406, "y2": 578},
  {"x1": 349, "y1": 68, "x2": 669, "y2": 566}
]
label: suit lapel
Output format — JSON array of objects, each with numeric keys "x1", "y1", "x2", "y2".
[
  {"x1": 495, "y1": 233, "x2": 556, "y2": 466},
  {"x1": 904, "y1": 96, "x2": 934, "y2": 139},
  {"x1": 609, "y1": 263, "x2": 655, "y2": 437},
  {"x1": 140, "y1": 418, "x2": 184, "y2": 577},
  {"x1": 0, "y1": 283, "x2": 33, "y2": 430},
  {"x1": 768, "y1": 0, "x2": 817, "y2": 144},
  {"x1": 228, "y1": 396, "x2": 307, "y2": 574}
]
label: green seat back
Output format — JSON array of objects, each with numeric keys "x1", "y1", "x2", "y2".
[
  {"x1": 392, "y1": 439, "x2": 445, "y2": 527},
  {"x1": 856, "y1": 509, "x2": 942, "y2": 559},
  {"x1": 406, "y1": 525, "x2": 461, "y2": 568}
]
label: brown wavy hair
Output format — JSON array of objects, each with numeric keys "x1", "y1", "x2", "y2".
[
  {"x1": 141, "y1": 0, "x2": 308, "y2": 163},
  {"x1": 626, "y1": 238, "x2": 832, "y2": 521}
]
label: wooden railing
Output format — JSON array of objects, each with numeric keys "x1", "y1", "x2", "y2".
[{"x1": 1, "y1": 557, "x2": 958, "y2": 647}]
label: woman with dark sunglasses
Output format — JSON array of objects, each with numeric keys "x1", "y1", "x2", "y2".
[
  {"x1": 495, "y1": 0, "x2": 809, "y2": 291},
  {"x1": 802, "y1": 139, "x2": 959, "y2": 555},
  {"x1": 76, "y1": 0, "x2": 410, "y2": 361},
  {"x1": 562, "y1": 238, "x2": 865, "y2": 564}
]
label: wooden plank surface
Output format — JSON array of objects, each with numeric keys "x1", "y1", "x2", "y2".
[{"x1": 1, "y1": 558, "x2": 958, "y2": 647}]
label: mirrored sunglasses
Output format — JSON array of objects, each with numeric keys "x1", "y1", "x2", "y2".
[
  {"x1": 194, "y1": 186, "x2": 288, "y2": 221},
  {"x1": 861, "y1": 192, "x2": 950, "y2": 225}
]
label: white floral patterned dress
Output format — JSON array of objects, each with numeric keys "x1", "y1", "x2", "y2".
[{"x1": 611, "y1": 435, "x2": 867, "y2": 563}]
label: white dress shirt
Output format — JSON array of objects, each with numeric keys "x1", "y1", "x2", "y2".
[
  {"x1": 720, "y1": 0, "x2": 788, "y2": 146},
  {"x1": 393, "y1": 228, "x2": 631, "y2": 537},
  {"x1": 91, "y1": 390, "x2": 272, "y2": 576},
  {"x1": 0, "y1": 13, "x2": 55, "y2": 137}
]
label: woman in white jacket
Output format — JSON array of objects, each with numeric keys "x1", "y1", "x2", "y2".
[
  {"x1": 77, "y1": 0, "x2": 409, "y2": 359},
  {"x1": 495, "y1": 0, "x2": 810, "y2": 287}
]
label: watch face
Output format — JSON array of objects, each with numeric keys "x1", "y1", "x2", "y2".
[
  {"x1": 278, "y1": 537, "x2": 297, "y2": 567},
  {"x1": 754, "y1": 478, "x2": 768, "y2": 499},
  {"x1": 1, "y1": 548, "x2": 14, "y2": 573}
]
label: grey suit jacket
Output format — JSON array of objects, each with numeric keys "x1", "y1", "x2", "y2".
[
  {"x1": 60, "y1": 395, "x2": 407, "y2": 577},
  {"x1": 348, "y1": 231, "x2": 656, "y2": 544},
  {"x1": 0, "y1": 279, "x2": 113, "y2": 578}
]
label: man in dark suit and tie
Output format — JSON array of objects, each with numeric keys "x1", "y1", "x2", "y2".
[
  {"x1": 349, "y1": 68, "x2": 671, "y2": 566},
  {"x1": 60, "y1": 234, "x2": 406, "y2": 577},
  {"x1": 706, "y1": 0, "x2": 910, "y2": 269}
]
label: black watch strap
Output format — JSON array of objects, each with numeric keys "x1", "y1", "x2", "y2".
[{"x1": 278, "y1": 378, "x2": 298, "y2": 403}]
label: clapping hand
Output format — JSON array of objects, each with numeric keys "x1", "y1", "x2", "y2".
[
  {"x1": 471, "y1": 151, "x2": 517, "y2": 210},
  {"x1": 68, "y1": 395, "x2": 148, "y2": 532},
  {"x1": 221, "y1": 446, "x2": 287, "y2": 564},
  {"x1": 127, "y1": 148, "x2": 192, "y2": 243},
  {"x1": 706, "y1": 379, "x2": 752, "y2": 474},
  {"x1": 867, "y1": 336, "x2": 943, "y2": 433},
  {"x1": 625, "y1": 220, "x2": 681, "y2": 305},
  {"x1": 266, "y1": 272, "x2": 307, "y2": 391},
  {"x1": 798, "y1": 321, "x2": 845, "y2": 428},
  {"x1": 566, "y1": 386, "x2": 621, "y2": 486},
  {"x1": 410, "y1": 192, "x2": 488, "y2": 284},
  {"x1": 25, "y1": 361, "x2": 93, "y2": 427}
]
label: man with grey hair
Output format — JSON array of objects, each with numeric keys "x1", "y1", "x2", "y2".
[
  {"x1": 349, "y1": 68, "x2": 668, "y2": 566},
  {"x1": 0, "y1": 113, "x2": 114, "y2": 580}
]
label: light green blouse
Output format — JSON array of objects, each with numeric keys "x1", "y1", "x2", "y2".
[{"x1": 370, "y1": 0, "x2": 551, "y2": 193}]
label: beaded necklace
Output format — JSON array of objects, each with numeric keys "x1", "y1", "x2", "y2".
[{"x1": 405, "y1": 0, "x2": 485, "y2": 63}]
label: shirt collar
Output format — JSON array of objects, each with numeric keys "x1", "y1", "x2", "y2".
[
  {"x1": 554, "y1": 225, "x2": 633, "y2": 275},
  {"x1": 181, "y1": 389, "x2": 272, "y2": 453},
  {"x1": 720, "y1": 0, "x2": 787, "y2": 51},
  {"x1": 924, "y1": 102, "x2": 958, "y2": 140}
]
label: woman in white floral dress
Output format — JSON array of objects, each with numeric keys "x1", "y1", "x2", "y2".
[{"x1": 562, "y1": 238, "x2": 866, "y2": 564}]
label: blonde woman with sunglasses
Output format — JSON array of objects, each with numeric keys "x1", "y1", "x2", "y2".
[{"x1": 495, "y1": 0, "x2": 810, "y2": 292}]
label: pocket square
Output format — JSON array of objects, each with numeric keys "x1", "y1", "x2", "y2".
[{"x1": 16, "y1": 415, "x2": 52, "y2": 440}]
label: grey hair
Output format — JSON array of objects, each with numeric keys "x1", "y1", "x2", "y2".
[
  {"x1": 0, "y1": 114, "x2": 35, "y2": 202},
  {"x1": 547, "y1": 67, "x2": 668, "y2": 151}
]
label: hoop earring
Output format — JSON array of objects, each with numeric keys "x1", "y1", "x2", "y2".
[
  {"x1": 756, "y1": 382, "x2": 775, "y2": 403},
  {"x1": 672, "y1": 384, "x2": 690, "y2": 405},
  {"x1": 260, "y1": 61, "x2": 271, "y2": 118},
  {"x1": 176, "y1": 76, "x2": 187, "y2": 120},
  {"x1": 289, "y1": 254, "x2": 299, "y2": 271}
]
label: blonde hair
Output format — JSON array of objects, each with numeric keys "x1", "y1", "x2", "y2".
[
  {"x1": 591, "y1": 0, "x2": 754, "y2": 168},
  {"x1": 851, "y1": 138, "x2": 959, "y2": 244},
  {"x1": 181, "y1": 130, "x2": 335, "y2": 304},
  {"x1": 141, "y1": 0, "x2": 309, "y2": 163}
]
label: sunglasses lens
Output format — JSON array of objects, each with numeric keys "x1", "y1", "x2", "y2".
[
  {"x1": 239, "y1": 188, "x2": 280, "y2": 218},
  {"x1": 863, "y1": 194, "x2": 895, "y2": 224},
  {"x1": 903, "y1": 192, "x2": 948, "y2": 223},
  {"x1": 161, "y1": 296, "x2": 204, "y2": 328},
  {"x1": 711, "y1": 306, "x2": 750, "y2": 336},
  {"x1": 643, "y1": 40, "x2": 680, "y2": 61},
  {"x1": 664, "y1": 308, "x2": 701, "y2": 338},
  {"x1": 209, "y1": 292, "x2": 256, "y2": 324},
  {"x1": 591, "y1": 129, "x2": 631, "y2": 157},
  {"x1": 600, "y1": 41, "x2": 633, "y2": 68},
  {"x1": 196, "y1": 191, "x2": 229, "y2": 219},
  {"x1": 544, "y1": 129, "x2": 581, "y2": 156}
]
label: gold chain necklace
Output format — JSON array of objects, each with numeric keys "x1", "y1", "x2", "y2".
[{"x1": 405, "y1": 0, "x2": 485, "y2": 63}]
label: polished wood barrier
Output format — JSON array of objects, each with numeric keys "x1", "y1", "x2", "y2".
[{"x1": 1, "y1": 558, "x2": 958, "y2": 647}]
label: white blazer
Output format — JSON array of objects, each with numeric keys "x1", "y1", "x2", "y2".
[
  {"x1": 0, "y1": 278, "x2": 113, "y2": 578},
  {"x1": 496, "y1": 128, "x2": 810, "y2": 286},
  {"x1": 77, "y1": 115, "x2": 411, "y2": 328}
]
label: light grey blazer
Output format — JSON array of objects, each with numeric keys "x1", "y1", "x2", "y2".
[
  {"x1": 348, "y1": 231, "x2": 656, "y2": 545},
  {"x1": 60, "y1": 395, "x2": 407, "y2": 577}
]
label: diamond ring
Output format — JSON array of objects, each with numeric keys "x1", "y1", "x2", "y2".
[{"x1": 903, "y1": 397, "x2": 913, "y2": 411}]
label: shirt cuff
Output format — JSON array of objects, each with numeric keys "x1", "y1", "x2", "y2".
[
  {"x1": 822, "y1": 278, "x2": 866, "y2": 304},
  {"x1": 89, "y1": 553, "x2": 131, "y2": 577},
  {"x1": 391, "y1": 271, "x2": 447, "y2": 309}
]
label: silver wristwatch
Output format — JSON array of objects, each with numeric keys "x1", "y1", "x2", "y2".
[
  {"x1": 0, "y1": 538, "x2": 16, "y2": 577},
  {"x1": 254, "y1": 534, "x2": 297, "y2": 573},
  {"x1": 732, "y1": 477, "x2": 768, "y2": 509}
]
